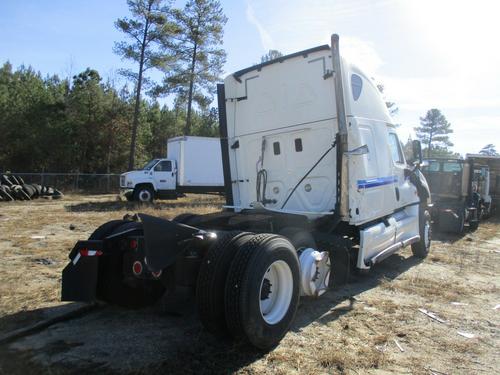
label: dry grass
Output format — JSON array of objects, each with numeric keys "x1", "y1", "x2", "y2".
[
  {"x1": 380, "y1": 273, "x2": 476, "y2": 301},
  {"x1": 0, "y1": 193, "x2": 222, "y2": 331},
  {"x1": 0, "y1": 194, "x2": 499, "y2": 375}
]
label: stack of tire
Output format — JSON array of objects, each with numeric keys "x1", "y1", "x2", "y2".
[{"x1": 0, "y1": 174, "x2": 63, "y2": 201}]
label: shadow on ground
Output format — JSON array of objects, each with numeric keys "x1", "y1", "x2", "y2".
[
  {"x1": 0, "y1": 252, "x2": 422, "y2": 375},
  {"x1": 431, "y1": 213, "x2": 500, "y2": 244},
  {"x1": 65, "y1": 199, "x2": 220, "y2": 213}
]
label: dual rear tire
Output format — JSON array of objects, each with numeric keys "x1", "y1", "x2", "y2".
[{"x1": 196, "y1": 232, "x2": 300, "y2": 350}]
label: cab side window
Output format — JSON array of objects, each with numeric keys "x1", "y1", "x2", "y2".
[
  {"x1": 388, "y1": 133, "x2": 405, "y2": 164},
  {"x1": 154, "y1": 160, "x2": 172, "y2": 172}
]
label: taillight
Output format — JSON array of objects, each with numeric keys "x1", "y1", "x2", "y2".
[
  {"x1": 132, "y1": 261, "x2": 143, "y2": 275},
  {"x1": 130, "y1": 239, "x2": 138, "y2": 250}
]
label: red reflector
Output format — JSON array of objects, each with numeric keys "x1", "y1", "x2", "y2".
[
  {"x1": 80, "y1": 249, "x2": 102, "y2": 257},
  {"x1": 130, "y1": 239, "x2": 138, "y2": 250},
  {"x1": 133, "y1": 261, "x2": 143, "y2": 275},
  {"x1": 152, "y1": 270, "x2": 162, "y2": 278}
]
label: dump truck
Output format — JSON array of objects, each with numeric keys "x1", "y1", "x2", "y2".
[
  {"x1": 120, "y1": 136, "x2": 224, "y2": 202},
  {"x1": 466, "y1": 153, "x2": 499, "y2": 216},
  {"x1": 422, "y1": 157, "x2": 491, "y2": 232},
  {"x1": 62, "y1": 34, "x2": 432, "y2": 350}
]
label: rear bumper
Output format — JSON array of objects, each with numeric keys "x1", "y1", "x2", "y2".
[{"x1": 61, "y1": 215, "x2": 206, "y2": 303}]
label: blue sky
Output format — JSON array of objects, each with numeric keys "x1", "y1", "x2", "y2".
[{"x1": 1, "y1": 0, "x2": 499, "y2": 155}]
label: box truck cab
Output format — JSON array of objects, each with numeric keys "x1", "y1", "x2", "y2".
[
  {"x1": 120, "y1": 136, "x2": 224, "y2": 202},
  {"x1": 120, "y1": 158, "x2": 177, "y2": 201}
]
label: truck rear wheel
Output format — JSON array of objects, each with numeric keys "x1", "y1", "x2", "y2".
[
  {"x1": 456, "y1": 208, "x2": 466, "y2": 233},
  {"x1": 224, "y1": 234, "x2": 300, "y2": 350},
  {"x1": 134, "y1": 185, "x2": 154, "y2": 202},
  {"x1": 469, "y1": 208, "x2": 479, "y2": 231},
  {"x1": 411, "y1": 208, "x2": 431, "y2": 258},
  {"x1": 96, "y1": 222, "x2": 165, "y2": 307},
  {"x1": 196, "y1": 231, "x2": 253, "y2": 336}
]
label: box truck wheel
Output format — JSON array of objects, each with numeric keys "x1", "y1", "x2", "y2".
[
  {"x1": 196, "y1": 231, "x2": 253, "y2": 336},
  {"x1": 133, "y1": 185, "x2": 154, "y2": 202},
  {"x1": 96, "y1": 221, "x2": 165, "y2": 307},
  {"x1": 224, "y1": 234, "x2": 300, "y2": 350},
  {"x1": 411, "y1": 208, "x2": 432, "y2": 258}
]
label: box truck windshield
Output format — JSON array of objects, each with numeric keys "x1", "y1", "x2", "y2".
[{"x1": 142, "y1": 159, "x2": 160, "y2": 170}]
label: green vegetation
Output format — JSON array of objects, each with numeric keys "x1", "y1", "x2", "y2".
[
  {"x1": 479, "y1": 143, "x2": 498, "y2": 156},
  {"x1": 0, "y1": 0, "x2": 225, "y2": 173},
  {"x1": 415, "y1": 108, "x2": 454, "y2": 158},
  {"x1": 0, "y1": 62, "x2": 219, "y2": 173},
  {"x1": 114, "y1": 0, "x2": 178, "y2": 170}
]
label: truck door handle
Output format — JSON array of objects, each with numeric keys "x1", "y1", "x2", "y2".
[
  {"x1": 160, "y1": 180, "x2": 166, "y2": 182},
  {"x1": 395, "y1": 187, "x2": 400, "y2": 201}
]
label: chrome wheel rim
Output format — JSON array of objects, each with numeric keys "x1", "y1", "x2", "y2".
[
  {"x1": 139, "y1": 190, "x2": 151, "y2": 202},
  {"x1": 259, "y1": 260, "x2": 293, "y2": 325}
]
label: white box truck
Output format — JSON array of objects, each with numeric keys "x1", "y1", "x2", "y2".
[
  {"x1": 63, "y1": 34, "x2": 432, "y2": 350},
  {"x1": 120, "y1": 136, "x2": 224, "y2": 202}
]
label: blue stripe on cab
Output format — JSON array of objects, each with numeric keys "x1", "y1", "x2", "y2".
[{"x1": 357, "y1": 175, "x2": 398, "y2": 189}]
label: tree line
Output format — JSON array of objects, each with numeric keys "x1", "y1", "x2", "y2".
[
  {"x1": 1, "y1": 0, "x2": 497, "y2": 175},
  {"x1": 0, "y1": 0, "x2": 226, "y2": 173},
  {"x1": 0, "y1": 63, "x2": 219, "y2": 173}
]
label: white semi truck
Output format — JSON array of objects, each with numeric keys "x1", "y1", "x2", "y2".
[
  {"x1": 120, "y1": 136, "x2": 224, "y2": 202},
  {"x1": 62, "y1": 35, "x2": 431, "y2": 350}
]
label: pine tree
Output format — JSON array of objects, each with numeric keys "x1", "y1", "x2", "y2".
[
  {"x1": 415, "y1": 108, "x2": 453, "y2": 157},
  {"x1": 376, "y1": 83, "x2": 399, "y2": 117},
  {"x1": 261, "y1": 50, "x2": 283, "y2": 63},
  {"x1": 479, "y1": 144, "x2": 498, "y2": 156},
  {"x1": 161, "y1": 0, "x2": 227, "y2": 135},
  {"x1": 114, "y1": 0, "x2": 176, "y2": 170}
]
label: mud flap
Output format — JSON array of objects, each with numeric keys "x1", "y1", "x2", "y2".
[
  {"x1": 330, "y1": 245, "x2": 351, "y2": 287},
  {"x1": 61, "y1": 240, "x2": 103, "y2": 302},
  {"x1": 138, "y1": 213, "x2": 200, "y2": 272},
  {"x1": 61, "y1": 257, "x2": 99, "y2": 302}
]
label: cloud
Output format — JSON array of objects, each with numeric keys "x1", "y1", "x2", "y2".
[
  {"x1": 240, "y1": 0, "x2": 500, "y2": 156},
  {"x1": 245, "y1": 1, "x2": 274, "y2": 51},
  {"x1": 381, "y1": 76, "x2": 500, "y2": 112},
  {"x1": 340, "y1": 36, "x2": 383, "y2": 77}
]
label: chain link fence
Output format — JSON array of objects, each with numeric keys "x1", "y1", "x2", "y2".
[{"x1": 6, "y1": 173, "x2": 121, "y2": 194}]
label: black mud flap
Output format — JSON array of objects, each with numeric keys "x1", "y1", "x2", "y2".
[
  {"x1": 61, "y1": 240, "x2": 103, "y2": 302},
  {"x1": 138, "y1": 213, "x2": 199, "y2": 272}
]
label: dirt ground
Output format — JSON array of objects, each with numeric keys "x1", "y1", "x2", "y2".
[{"x1": 0, "y1": 194, "x2": 498, "y2": 374}]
